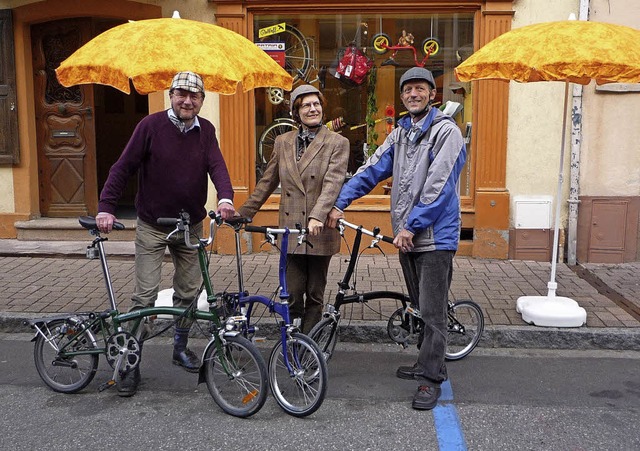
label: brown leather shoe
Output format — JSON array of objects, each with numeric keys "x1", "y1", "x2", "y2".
[
  {"x1": 172, "y1": 348, "x2": 200, "y2": 373},
  {"x1": 117, "y1": 367, "x2": 140, "y2": 397},
  {"x1": 396, "y1": 363, "x2": 421, "y2": 380},
  {"x1": 412, "y1": 385, "x2": 441, "y2": 410}
]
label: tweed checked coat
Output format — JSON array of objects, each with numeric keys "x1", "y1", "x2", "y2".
[{"x1": 239, "y1": 126, "x2": 350, "y2": 255}]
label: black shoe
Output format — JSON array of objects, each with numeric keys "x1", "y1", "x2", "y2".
[
  {"x1": 396, "y1": 363, "x2": 421, "y2": 380},
  {"x1": 412, "y1": 385, "x2": 441, "y2": 410},
  {"x1": 172, "y1": 348, "x2": 200, "y2": 373},
  {"x1": 117, "y1": 367, "x2": 140, "y2": 397}
]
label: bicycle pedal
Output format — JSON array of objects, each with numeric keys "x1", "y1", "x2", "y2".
[
  {"x1": 98, "y1": 379, "x2": 116, "y2": 392},
  {"x1": 252, "y1": 336, "x2": 267, "y2": 343}
]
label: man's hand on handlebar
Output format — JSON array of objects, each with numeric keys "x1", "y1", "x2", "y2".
[
  {"x1": 96, "y1": 212, "x2": 117, "y2": 234},
  {"x1": 326, "y1": 207, "x2": 344, "y2": 229},
  {"x1": 394, "y1": 228, "x2": 415, "y2": 253},
  {"x1": 216, "y1": 201, "x2": 236, "y2": 221}
]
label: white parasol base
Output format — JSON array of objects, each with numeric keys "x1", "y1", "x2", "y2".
[
  {"x1": 516, "y1": 283, "x2": 586, "y2": 327},
  {"x1": 155, "y1": 288, "x2": 208, "y2": 319}
]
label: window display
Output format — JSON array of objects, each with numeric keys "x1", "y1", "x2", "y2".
[{"x1": 254, "y1": 13, "x2": 474, "y2": 198}]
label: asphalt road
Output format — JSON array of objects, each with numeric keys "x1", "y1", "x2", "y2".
[{"x1": 1, "y1": 334, "x2": 638, "y2": 451}]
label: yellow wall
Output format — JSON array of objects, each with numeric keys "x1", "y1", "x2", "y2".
[
  {"x1": 505, "y1": 0, "x2": 577, "y2": 227},
  {"x1": 580, "y1": 0, "x2": 640, "y2": 197}
]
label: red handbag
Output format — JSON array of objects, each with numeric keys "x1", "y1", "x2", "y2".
[{"x1": 335, "y1": 45, "x2": 372, "y2": 85}]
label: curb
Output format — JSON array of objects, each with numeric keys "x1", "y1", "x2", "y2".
[{"x1": 6, "y1": 313, "x2": 640, "y2": 351}]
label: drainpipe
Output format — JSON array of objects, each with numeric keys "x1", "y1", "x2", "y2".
[{"x1": 567, "y1": 0, "x2": 590, "y2": 265}]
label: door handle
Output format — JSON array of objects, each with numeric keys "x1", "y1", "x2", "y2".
[{"x1": 78, "y1": 107, "x2": 93, "y2": 119}]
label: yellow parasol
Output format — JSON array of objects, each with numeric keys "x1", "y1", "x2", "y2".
[
  {"x1": 56, "y1": 14, "x2": 293, "y2": 95},
  {"x1": 455, "y1": 18, "x2": 640, "y2": 327}
]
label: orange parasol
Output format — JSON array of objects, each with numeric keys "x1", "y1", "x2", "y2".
[
  {"x1": 56, "y1": 15, "x2": 293, "y2": 95},
  {"x1": 455, "y1": 19, "x2": 640, "y2": 327}
]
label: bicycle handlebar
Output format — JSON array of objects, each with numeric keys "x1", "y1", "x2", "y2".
[
  {"x1": 338, "y1": 218, "x2": 394, "y2": 244},
  {"x1": 79, "y1": 216, "x2": 125, "y2": 231},
  {"x1": 245, "y1": 225, "x2": 308, "y2": 236},
  {"x1": 157, "y1": 211, "x2": 221, "y2": 250},
  {"x1": 244, "y1": 223, "x2": 309, "y2": 248},
  {"x1": 156, "y1": 217, "x2": 179, "y2": 227}
]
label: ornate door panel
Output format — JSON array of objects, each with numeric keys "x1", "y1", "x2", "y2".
[{"x1": 32, "y1": 19, "x2": 97, "y2": 217}]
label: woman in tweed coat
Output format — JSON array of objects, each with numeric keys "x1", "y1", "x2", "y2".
[{"x1": 238, "y1": 85, "x2": 350, "y2": 333}]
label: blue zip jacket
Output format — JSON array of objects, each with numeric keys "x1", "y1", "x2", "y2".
[{"x1": 335, "y1": 108, "x2": 466, "y2": 252}]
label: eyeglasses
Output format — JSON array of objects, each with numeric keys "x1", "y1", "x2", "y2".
[
  {"x1": 299, "y1": 101, "x2": 322, "y2": 111},
  {"x1": 171, "y1": 89, "x2": 204, "y2": 102}
]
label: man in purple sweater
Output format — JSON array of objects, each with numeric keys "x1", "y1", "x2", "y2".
[{"x1": 96, "y1": 72, "x2": 235, "y2": 397}]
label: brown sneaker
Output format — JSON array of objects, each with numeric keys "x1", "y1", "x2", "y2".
[{"x1": 412, "y1": 385, "x2": 441, "y2": 410}]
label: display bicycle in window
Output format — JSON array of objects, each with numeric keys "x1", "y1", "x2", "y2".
[
  {"x1": 258, "y1": 23, "x2": 325, "y2": 105},
  {"x1": 371, "y1": 29, "x2": 440, "y2": 67}
]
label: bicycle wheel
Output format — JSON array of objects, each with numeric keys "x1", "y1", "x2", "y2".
[
  {"x1": 269, "y1": 332, "x2": 328, "y2": 417},
  {"x1": 258, "y1": 119, "x2": 297, "y2": 165},
  {"x1": 421, "y1": 37, "x2": 441, "y2": 57},
  {"x1": 33, "y1": 318, "x2": 99, "y2": 393},
  {"x1": 257, "y1": 119, "x2": 297, "y2": 181},
  {"x1": 260, "y1": 24, "x2": 310, "y2": 83},
  {"x1": 371, "y1": 32, "x2": 391, "y2": 54},
  {"x1": 308, "y1": 316, "x2": 339, "y2": 362},
  {"x1": 203, "y1": 334, "x2": 268, "y2": 418},
  {"x1": 446, "y1": 300, "x2": 484, "y2": 361}
]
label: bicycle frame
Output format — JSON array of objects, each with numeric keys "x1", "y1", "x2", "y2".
[
  {"x1": 27, "y1": 215, "x2": 243, "y2": 388},
  {"x1": 322, "y1": 219, "x2": 407, "y2": 319},
  {"x1": 222, "y1": 218, "x2": 309, "y2": 374}
]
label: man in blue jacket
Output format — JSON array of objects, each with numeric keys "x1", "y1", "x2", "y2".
[{"x1": 327, "y1": 67, "x2": 466, "y2": 410}]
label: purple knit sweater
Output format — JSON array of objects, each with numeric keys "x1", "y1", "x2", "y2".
[{"x1": 98, "y1": 111, "x2": 234, "y2": 224}]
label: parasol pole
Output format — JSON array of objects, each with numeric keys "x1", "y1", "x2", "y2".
[
  {"x1": 547, "y1": 81, "x2": 570, "y2": 298},
  {"x1": 515, "y1": 80, "x2": 586, "y2": 327}
]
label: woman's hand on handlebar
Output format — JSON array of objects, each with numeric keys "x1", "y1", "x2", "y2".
[
  {"x1": 326, "y1": 207, "x2": 344, "y2": 229},
  {"x1": 96, "y1": 212, "x2": 117, "y2": 234},
  {"x1": 216, "y1": 201, "x2": 236, "y2": 221},
  {"x1": 308, "y1": 218, "x2": 324, "y2": 236}
]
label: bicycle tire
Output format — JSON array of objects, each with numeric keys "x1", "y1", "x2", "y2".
[
  {"x1": 445, "y1": 300, "x2": 484, "y2": 360},
  {"x1": 421, "y1": 37, "x2": 441, "y2": 57},
  {"x1": 203, "y1": 334, "x2": 268, "y2": 418},
  {"x1": 269, "y1": 332, "x2": 328, "y2": 417},
  {"x1": 260, "y1": 24, "x2": 311, "y2": 83},
  {"x1": 258, "y1": 118, "x2": 297, "y2": 164},
  {"x1": 33, "y1": 318, "x2": 99, "y2": 393},
  {"x1": 257, "y1": 118, "x2": 297, "y2": 181},
  {"x1": 371, "y1": 32, "x2": 391, "y2": 54},
  {"x1": 307, "y1": 316, "x2": 339, "y2": 363}
]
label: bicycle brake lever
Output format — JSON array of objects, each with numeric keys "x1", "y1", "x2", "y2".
[
  {"x1": 166, "y1": 227, "x2": 180, "y2": 240},
  {"x1": 372, "y1": 242, "x2": 386, "y2": 257}
]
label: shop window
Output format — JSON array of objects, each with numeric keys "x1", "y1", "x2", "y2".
[{"x1": 254, "y1": 13, "x2": 474, "y2": 198}]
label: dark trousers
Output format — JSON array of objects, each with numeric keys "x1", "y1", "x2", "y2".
[
  {"x1": 285, "y1": 254, "x2": 333, "y2": 334},
  {"x1": 399, "y1": 250, "x2": 454, "y2": 388}
]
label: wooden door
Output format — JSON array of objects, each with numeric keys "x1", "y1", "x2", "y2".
[{"x1": 31, "y1": 19, "x2": 97, "y2": 217}]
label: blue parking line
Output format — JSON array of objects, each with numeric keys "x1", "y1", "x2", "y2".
[{"x1": 433, "y1": 380, "x2": 467, "y2": 451}]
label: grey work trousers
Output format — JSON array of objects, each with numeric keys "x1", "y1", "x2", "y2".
[
  {"x1": 398, "y1": 249, "x2": 454, "y2": 388},
  {"x1": 285, "y1": 254, "x2": 333, "y2": 334},
  {"x1": 131, "y1": 219, "x2": 203, "y2": 317}
]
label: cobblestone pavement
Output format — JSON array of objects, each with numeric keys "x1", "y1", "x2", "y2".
[{"x1": 0, "y1": 240, "x2": 639, "y2": 349}]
